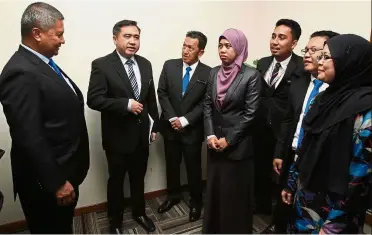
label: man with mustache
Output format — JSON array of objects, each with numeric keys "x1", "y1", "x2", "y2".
[
  {"x1": 253, "y1": 19, "x2": 303, "y2": 229},
  {"x1": 262, "y1": 30, "x2": 339, "y2": 233},
  {"x1": 157, "y1": 31, "x2": 210, "y2": 222},
  {"x1": 0, "y1": 2, "x2": 90, "y2": 233},
  {"x1": 87, "y1": 20, "x2": 159, "y2": 233}
]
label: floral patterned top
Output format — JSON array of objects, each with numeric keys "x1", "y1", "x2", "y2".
[{"x1": 285, "y1": 109, "x2": 372, "y2": 233}]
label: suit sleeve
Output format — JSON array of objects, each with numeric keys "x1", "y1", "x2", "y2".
[
  {"x1": 157, "y1": 62, "x2": 177, "y2": 120},
  {"x1": 274, "y1": 88, "x2": 295, "y2": 159},
  {"x1": 146, "y1": 62, "x2": 160, "y2": 132},
  {"x1": 87, "y1": 60, "x2": 130, "y2": 115},
  {"x1": 184, "y1": 68, "x2": 210, "y2": 125},
  {"x1": 0, "y1": 70, "x2": 65, "y2": 194},
  {"x1": 203, "y1": 70, "x2": 215, "y2": 137},
  {"x1": 226, "y1": 71, "x2": 261, "y2": 146}
]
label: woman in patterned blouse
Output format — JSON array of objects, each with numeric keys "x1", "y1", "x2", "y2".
[{"x1": 282, "y1": 34, "x2": 372, "y2": 234}]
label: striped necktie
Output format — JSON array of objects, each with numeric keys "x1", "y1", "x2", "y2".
[
  {"x1": 125, "y1": 59, "x2": 140, "y2": 100},
  {"x1": 270, "y1": 62, "x2": 281, "y2": 86}
]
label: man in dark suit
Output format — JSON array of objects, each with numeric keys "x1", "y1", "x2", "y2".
[
  {"x1": 262, "y1": 30, "x2": 340, "y2": 233},
  {"x1": 0, "y1": 2, "x2": 90, "y2": 233},
  {"x1": 253, "y1": 19, "x2": 303, "y2": 222},
  {"x1": 87, "y1": 20, "x2": 159, "y2": 233},
  {"x1": 157, "y1": 31, "x2": 211, "y2": 222}
]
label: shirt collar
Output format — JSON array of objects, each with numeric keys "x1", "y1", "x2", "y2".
[
  {"x1": 116, "y1": 50, "x2": 137, "y2": 66},
  {"x1": 21, "y1": 43, "x2": 50, "y2": 64},
  {"x1": 273, "y1": 54, "x2": 292, "y2": 68},
  {"x1": 183, "y1": 60, "x2": 199, "y2": 71},
  {"x1": 310, "y1": 75, "x2": 317, "y2": 82}
]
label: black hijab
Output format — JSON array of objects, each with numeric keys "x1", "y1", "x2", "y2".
[{"x1": 297, "y1": 34, "x2": 372, "y2": 194}]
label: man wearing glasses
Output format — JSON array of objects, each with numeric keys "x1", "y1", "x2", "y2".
[{"x1": 262, "y1": 30, "x2": 339, "y2": 234}]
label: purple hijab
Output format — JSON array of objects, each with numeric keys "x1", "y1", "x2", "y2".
[{"x1": 217, "y1": 28, "x2": 248, "y2": 107}]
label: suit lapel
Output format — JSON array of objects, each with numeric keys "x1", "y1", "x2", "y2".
[
  {"x1": 135, "y1": 55, "x2": 148, "y2": 100},
  {"x1": 109, "y1": 51, "x2": 136, "y2": 97},
  {"x1": 276, "y1": 56, "x2": 297, "y2": 89},
  {"x1": 174, "y1": 60, "x2": 183, "y2": 99},
  {"x1": 183, "y1": 61, "x2": 202, "y2": 99},
  {"x1": 260, "y1": 56, "x2": 273, "y2": 76},
  {"x1": 221, "y1": 68, "x2": 244, "y2": 108},
  {"x1": 295, "y1": 74, "x2": 311, "y2": 115},
  {"x1": 18, "y1": 46, "x2": 80, "y2": 98},
  {"x1": 259, "y1": 57, "x2": 273, "y2": 89},
  {"x1": 211, "y1": 68, "x2": 219, "y2": 111}
]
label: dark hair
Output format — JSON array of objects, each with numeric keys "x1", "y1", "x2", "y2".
[
  {"x1": 113, "y1": 20, "x2": 141, "y2": 36},
  {"x1": 275, "y1": 19, "x2": 302, "y2": 41},
  {"x1": 21, "y1": 2, "x2": 64, "y2": 38},
  {"x1": 186, "y1": 31, "x2": 207, "y2": 50},
  {"x1": 310, "y1": 30, "x2": 340, "y2": 39}
]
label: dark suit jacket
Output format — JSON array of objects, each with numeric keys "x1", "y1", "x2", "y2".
[
  {"x1": 87, "y1": 51, "x2": 159, "y2": 154},
  {"x1": 204, "y1": 64, "x2": 261, "y2": 160},
  {"x1": 0, "y1": 46, "x2": 90, "y2": 197},
  {"x1": 256, "y1": 53, "x2": 304, "y2": 137},
  {"x1": 274, "y1": 73, "x2": 311, "y2": 163},
  {"x1": 157, "y1": 59, "x2": 211, "y2": 144}
]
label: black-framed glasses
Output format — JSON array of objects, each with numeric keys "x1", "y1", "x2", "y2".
[
  {"x1": 317, "y1": 53, "x2": 333, "y2": 62},
  {"x1": 301, "y1": 47, "x2": 322, "y2": 55}
]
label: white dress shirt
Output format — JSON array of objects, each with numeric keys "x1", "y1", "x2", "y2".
[
  {"x1": 116, "y1": 51, "x2": 142, "y2": 111},
  {"x1": 291, "y1": 75, "x2": 329, "y2": 151},
  {"x1": 21, "y1": 44, "x2": 76, "y2": 94},
  {"x1": 169, "y1": 60, "x2": 199, "y2": 128},
  {"x1": 264, "y1": 55, "x2": 292, "y2": 89}
]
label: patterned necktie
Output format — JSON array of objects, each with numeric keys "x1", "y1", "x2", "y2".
[
  {"x1": 125, "y1": 59, "x2": 140, "y2": 100},
  {"x1": 182, "y1": 67, "x2": 192, "y2": 96},
  {"x1": 270, "y1": 62, "x2": 281, "y2": 86},
  {"x1": 48, "y1": 59, "x2": 63, "y2": 79},
  {"x1": 297, "y1": 79, "x2": 324, "y2": 149}
]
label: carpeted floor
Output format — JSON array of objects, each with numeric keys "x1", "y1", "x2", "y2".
[{"x1": 15, "y1": 193, "x2": 271, "y2": 234}]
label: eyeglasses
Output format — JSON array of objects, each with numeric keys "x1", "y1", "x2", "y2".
[
  {"x1": 301, "y1": 47, "x2": 322, "y2": 55},
  {"x1": 316, "y1": 53, "x2": 333, "y2": 62}
]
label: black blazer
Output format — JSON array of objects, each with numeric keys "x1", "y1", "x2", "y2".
[
  {"x1": 87, "y1": 51, "x2": 159, "y2": 154},
  {"x1": 157, "y1": 59, "x2": 211, "y2": 144},
  {"x1": 256, "y1": 53, "x2": 304, "y2": 137},
  {"x1": 204, "y1": 64, "x2": 261, "y2": 160},
  {"x1": 0, "y1": 46, "x2": 90, "y2": 196},
  {"x1": 274, "y1": 73, "x2": 311, "y2": 162}
]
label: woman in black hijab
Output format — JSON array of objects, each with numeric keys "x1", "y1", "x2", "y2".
[{"x1": 282, "y1": 34, "x2": 372, "y2": 234}]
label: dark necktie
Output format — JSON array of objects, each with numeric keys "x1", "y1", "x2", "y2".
[
  {"x1": 270, "y1": 62, "x2": 281, "y2": 86},
  {"x1": 182, "y1": 67, "x2": 192, "y2": 96},
  {"x1": 125, "y1": 59, "x2": 140, "y2": 100},
  {"x1": 48, "y1": 59, "x2": 63, "y2": 79}
]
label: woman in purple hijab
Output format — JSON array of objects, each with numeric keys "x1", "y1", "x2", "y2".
[{"x1": 202, "y1": 29, "x2": 261, "y2": 233}]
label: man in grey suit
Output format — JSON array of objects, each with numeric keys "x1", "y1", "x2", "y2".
[{"x1": 157, "y1": 31, "x2": 211, "y2": 222}]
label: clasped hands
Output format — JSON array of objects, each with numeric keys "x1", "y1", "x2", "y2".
[
  {"x1": 170, "y1": 117, "x2": 183, "y2": 132},
  {"x1": 207, "y1": 136, "x2": 229, "y2": 152}
]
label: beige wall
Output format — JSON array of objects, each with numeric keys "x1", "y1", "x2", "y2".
[{"x1": 0, "y1": 0, "x2": 370, "y2": 225}]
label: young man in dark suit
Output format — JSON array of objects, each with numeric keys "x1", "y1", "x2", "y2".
[
  {"x1": 262, "y1": 30, "x2": 340, "y2": 233},
  {"x1": 253, "y1": 19, "x2": 303, "y2": 223},
  {"x1": 0, "y1": 2, "x2": 90, "y2": 233},
  {"x1": 87, "y1": 20, "x2": 159, "y2": 233},
  {"x1": 157, "y1": 31, "x2": 211, "y2": 222}
]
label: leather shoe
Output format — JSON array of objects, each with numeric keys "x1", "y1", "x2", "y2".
[
  {"x1": 189, "y1": 205, "x2": 201, "y2": 222},
  {"x1": 109, "y1": 226, "x2": 123, "y2": 234},
  {"x1": 157, "y1": 198, "x2": 180, "y2": 213},
  {"x1": 133, "y1": 215, "x2": 156, "y2": 233},
  {"x1": 261, "y1": 224, "x2": 277, "y2": 234}
]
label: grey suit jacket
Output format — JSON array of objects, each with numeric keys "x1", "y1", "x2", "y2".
[{"x1": 204, "y1": 64, "x2": 261, "y2": 160}]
